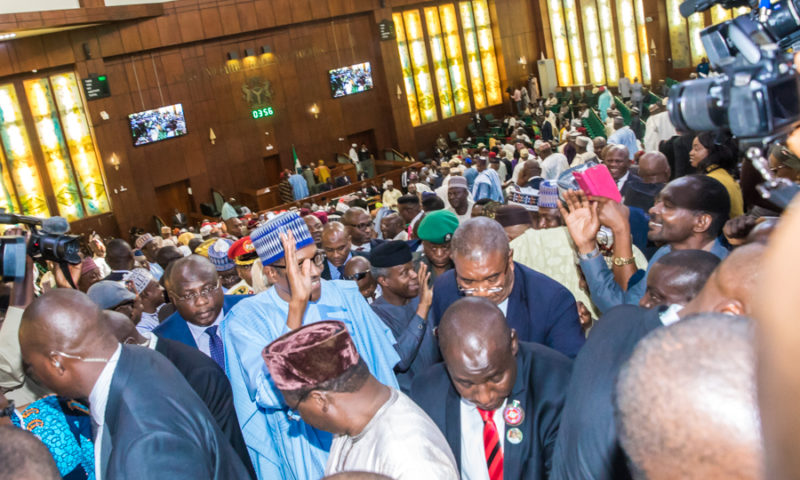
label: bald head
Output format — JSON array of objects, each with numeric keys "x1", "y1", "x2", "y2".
[
  {"x1": 167, "y1": 254, "x2": 218, "y2": 291},
  {"x1": 19, "y1": 289, "x2": 119, "y2": 399},
  {"x1": 438, "y1": 297, "x2": 518, "y2": 410},
  {"x1": 0, "y1": 426, "x2": 60, "y2": 480},
  {"x1": 321, "y1": 221, "x2": 348, "y2": 243},
  {"x1": 380, "y1": 213, "x2": 404, "y2": 240},
  {"x1": 103, "y1": 310, "x2": 139, "y2": 345},
  {"x1": 20, "y1": 289, "x2": 112, "y2": 354},
  {"x1": 451, "y1": 217, "x2": 510, "y2": 261},
  {"x1": 343, "y1": 255, "x2": 371, "y2": 277},
  {"x1": 616, "y1": 313, "x2": 761, "y2": 480},
  {"x1": 638, "y1": 152, "x2": 671, "y2": 184},
  {"x1": 106, "y1": 238, "x2": 133, "y2": 271},
  {"x1": 680, "y1": 243, "x2": 764, "y2": 317},
  {"x1": 613, "y1": 116, "x2": 624, "y2": 129}
]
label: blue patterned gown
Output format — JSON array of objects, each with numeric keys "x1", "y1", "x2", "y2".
[{"x1": 12, "y1": 395, "x2": 95, "y2": 480}]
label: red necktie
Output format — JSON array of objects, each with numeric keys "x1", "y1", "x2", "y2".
[{"x1": 478, "y1": 408, "x2": 503, "y2": 480}]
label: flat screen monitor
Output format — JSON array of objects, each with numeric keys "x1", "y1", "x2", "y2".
[
  {"x1": 329, "y1": 62, "x2": 374, "y2": 98},
  {"x1": 128, "y1": 103, "x2": 188, "y2": 146}
]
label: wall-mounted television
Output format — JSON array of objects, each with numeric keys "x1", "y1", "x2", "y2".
[
  {"x1": 329, "y1": 62, "x2": 374, "y2": 98},
  {"x1": 128, "y1": 103, "x2": 188, "y2": 146}
]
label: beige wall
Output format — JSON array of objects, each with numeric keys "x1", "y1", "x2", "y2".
[{"x1": 0, "y1": 0, "x2": 79, "y2": 14}]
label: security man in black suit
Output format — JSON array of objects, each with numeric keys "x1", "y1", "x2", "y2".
[
  {"x1": 411, "y1": 297, "x2": 572, "y2": 480},
  {"x1": 103, "y1": 310, "x2": 255, "y2": 479},
  {"x1": 18, "y1": 290, "x2": 250, "y2": 480}
]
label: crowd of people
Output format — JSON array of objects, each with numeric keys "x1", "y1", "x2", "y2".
[{"x1": 1, "y1": 62, "x2": 800, "y2": 480}]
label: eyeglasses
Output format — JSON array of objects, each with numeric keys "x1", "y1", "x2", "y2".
[
  {"x1": 272, "y1": 251, "x2": 326, "y2": 269},
  {"x1": 344, "y1": 271, "x2": 369, "y2": 281},
  {"x1": 456, "y1": 260, "x2": 510, "y2": 296},
  {"x1": 346, "y1": 222, "x2": 373, "y2": 230},
  {"x1": 173, "y1": 280, "x2": 220, "y2": 303}
]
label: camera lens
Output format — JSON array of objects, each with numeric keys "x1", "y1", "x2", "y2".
[{"x1": 667, "y1": 79, "x2": 727, "y2": 132}]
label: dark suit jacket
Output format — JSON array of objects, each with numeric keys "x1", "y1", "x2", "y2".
[
  {"x1": 431, "y1": 262, "x2": 585, "y2": 358},
  {"x1": 152, "y1": 295, "x2": 247, "y2": 348},
  {"x1": 550, "y1": 305, "x2": 664, "y2": 480},
  {"x1": 154, "y1": 337, "x2": 255, "y2": 479},
  {"x1": 101, "y1": 346, "x2": 250, "y2": 479},
  {"x1": 411, "y1": 342, "x2": 573, "y2": 480}
]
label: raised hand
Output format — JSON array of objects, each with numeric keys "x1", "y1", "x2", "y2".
[
  {"x1": 594, "y1": 196, "x2": 630, "y2": 235},
  {"x1": 415, "y1": 262, "x2": 434, "y2": 321},
  {"x1": 558, "y1": 190, "x2": 600, "y2": 254},
  {"x1": 281, "y1": 230, "x2": 312, "y2": 330}
]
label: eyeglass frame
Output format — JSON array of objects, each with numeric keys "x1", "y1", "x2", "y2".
[
  {"x1": 455, "y1": 255, "x2": 511, "y2": 297},
  {"x1": 271, "y1": 250, "x2": 326, "y2": 270},
  {"x1": 171, "y1": 279, "x2": 221, "y2": 304},
  {"x1": 343, "y1": 271, "x2": 369, "y2": 281}
]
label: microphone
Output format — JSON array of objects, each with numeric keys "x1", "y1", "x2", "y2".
[{"x1": 41, "y1": 216, "x2": 70, "y2": 235}]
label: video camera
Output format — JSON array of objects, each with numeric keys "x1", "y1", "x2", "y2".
[
  {"x1": 668, "y1": 0, "x2": 800, "y2": 207},
  {"x1": 0, "y1": 213, "x2": 81, "y2": 281}
]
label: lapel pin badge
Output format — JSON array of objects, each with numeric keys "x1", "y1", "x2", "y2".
[
  {"x1": 503, "y1": 400, "x2": 524, "y2": 426},
  {"x1": 507, "y1": 427, "x2": 523, "y2": 444}
]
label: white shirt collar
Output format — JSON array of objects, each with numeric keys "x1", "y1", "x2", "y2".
[
  {"x1": 139, "y1": 331, "x2": 159, "y2": 350},
  {"x1": 616, "y1": 171, "x2": 630, "y2": 190},
  {"x1": 186, "y1": 308, "x2": 225, "y2": 344},
  {"x1": 88, "y1": 343, "x2": 123, "y2": 428}
]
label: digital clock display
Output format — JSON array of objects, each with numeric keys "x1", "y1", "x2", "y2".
[{"x1": 251, "y1": 107, "x2": 275, "y2": 119}]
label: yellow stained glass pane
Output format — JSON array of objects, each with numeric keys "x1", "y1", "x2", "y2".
[
  {"x1": 439, "y1": 4, "x2": 470, "y2": 114},
  {"x1": 597, "y1": 0, "x2": 619, "y2": 85},
  {"x1": 425, "y1": 7, "x2": 456, "y2": 118},
  {"x1": 563, "y1": 0, "x2": 586, "y2": 85},
  {"x1": 547, "y1": 0, "x2": 573, "y2": 85},
  {"x1": 471, "y1": 0, "x2": 502, "y2": 105},
  {"x1": 711, "y1": 5, "x2": 732, "y2": 24},
  {"x1": 733, "y1": 6, "x2": 750, "y2": 16},
  {"x1": 688, "y1": 12, "x2": 707, "y2": 66},
  {"x1": 24, "y1": 78, "x2": 84, "y2": 221},
  {"x1": 459, "y1": 2, "x2": 487, "y2": 109},
  {"x1": 0, "y1": 84, "x2": 48, "y2": 217},
  {"x1": 393, "y1": 13, "x2": 422, "y2": 127},
  {"x1": 404, "y1": 10, "x2": 438, "y2": 124},
  {"x1": 582, "y1": 3, "x2": 607, "y2": 85},
  {"x1": 50, "y1": 73, "x2": 110, "y2": 216},
  {"x1": 634, "y1": 0, "x2": 651, "y2": 84},
  {"x1": 616, "y1": 0, "x2": 642, "y2": 82},
  {"x1": 0, "y1": 147, "x2": 18, "y2": 214},
  {"x1": 666, "y1": 0, "x2": 691, "y2": 68}
]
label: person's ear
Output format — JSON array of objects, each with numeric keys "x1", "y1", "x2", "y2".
[
  {"x1": 50, "y1": 353, "x2": 66, "y2": 374},
  {"x1": 309, "y1": 390, "x2": 331, "y2": 413},
  {"x1": 510, "y1": 329, "x2": 519, "y2": 356},
  {"x1": 693, "y1": 212, "x2": 713, "y2": 234},
  {"x1": 376, "y1": 275, "x2": 389, "y2": 289}
]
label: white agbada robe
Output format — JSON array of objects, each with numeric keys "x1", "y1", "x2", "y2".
[
  {"x1": 325, "y1": 389, "x2": 459, "y2": 480},
  {"x1": 644, "y1": 111, "x2": 677, "y2": 152}
]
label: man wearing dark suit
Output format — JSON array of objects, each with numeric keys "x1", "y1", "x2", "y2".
[
  {"x1": 17, "y1": 290, "x2": 250, "y2": 479},
  {"x1": 431, "y1": 217, "x2": 584, "y2": 358},
  {"x1": 320, "y1": 222, "x2": 353, "y2": 281},
  {"x1": 103, "y1": 309, "x2": 255, "y2": 478},
  {"x1": 550, "y1": 245, "x2": 763, "y2": 480},
  {"x1": 153, "y1": 256, "x2": 247, "y2": 367},
  {"x1": 103, "y1": 239, "x2": 134, "y2": 283},
  {"x1": 412, "y1": 297, "x2": 572, "y2": 480}
]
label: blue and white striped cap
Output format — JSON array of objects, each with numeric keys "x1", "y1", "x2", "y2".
[
  {"x1": 251, "y1": 211, "x2": 314, "y2": 266},
  {"x1": 208, "y1": 238, "x2": 235, "y2": 271},
  {"x1": 538, "y1": 180, "x2": 560, "y2": 209}
]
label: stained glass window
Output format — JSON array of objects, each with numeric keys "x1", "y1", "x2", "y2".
[
  {"x1": 0, "y1": 84, "x2": 48, "y2": 217},
  {"x1": 439, "y1": 4, "x2": 470, "y2": 114},
  {"x1": 634, "y1": 0, "x2": 651, "y2": 84},
  {"x1": 688, "y1": 12, "x2": 707, "y2": 66},
  {"x1": 403, "y1": 10, "x2": 438, "y2": 124},
  {"x1": 0, "y1": 75, "x2": 108, "y2": 220},
  {"x1": 596, "y1": 0, "x2": 619, "y2": 85},
  {"x1": 582, "y1": 3, "x2": 607, "y2": 86},
  {"x1": 616, "y1": 0, "x2": 642, "y2": 81},
  {"x1": 459, "y1": 1, "x2": 488, "y2": 109},
  {"x1": 49, "y1": 73, "x2": 110, "y2": 216},
  {"x1": 393, "y1": 13, "x2": 422, "y2": 127},
  {"x1": 711, "y1": 5, "x2": 732, "y2": 23},
  {"x1": 24, "y1": 78, "x2": 85, "y2": 221},
  {"x1": 471, "y1": 0, "x2": 502, "y2": 104},
  {"x1": 563, "y1": 0, "x2": 586, "y2": 85},
  {"x1": 394, "y1": 1, "x2": 502, "y2": 124},
  {"x1": 666, "y1": 0, "x2": 691, "y2": 68},
  {"x1": 425, "y1": 7, "x2": 456, "y2": 118},
  {"x1": 547, "y1": 0, "x2": 573, "y2": 85}
]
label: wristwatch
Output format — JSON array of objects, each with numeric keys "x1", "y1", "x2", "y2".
[
  {"x1": 612, "y1": 256, "x2": 636, "y2": 266},
  {"x1": 0, "y1": 399, "x2": 15, "y2": 418}
]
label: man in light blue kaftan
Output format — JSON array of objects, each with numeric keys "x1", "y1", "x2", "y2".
[{"x1": 221, "y1": 211, "x2": 400, "y2": 480}]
